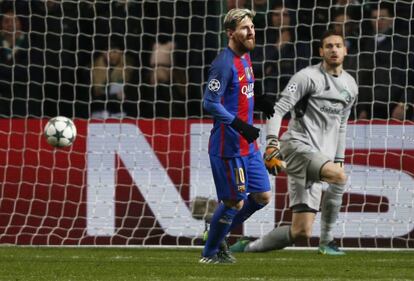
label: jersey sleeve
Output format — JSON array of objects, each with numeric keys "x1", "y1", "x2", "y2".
[
  {"x1": 267, "y1": 70, "x2": 314, "y2": 137},
  {"x1": 203, "y1": 58, "x2": 235, "y2": 125},
  {"x1": 335, "y1": 78, "x2": 358, "y2": 162},
  {"x1": 334, "y1": 107, "x2": 350, "y2": 163}
]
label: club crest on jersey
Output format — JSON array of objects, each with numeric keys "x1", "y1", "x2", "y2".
[
  {"x1": 244, "y1": 67, "x2": 253, "y2": 80},
  {"x1": 241, "y1": 83, "x2": 254, "y2": 98},
  {"x1": 340, "y1": 90, "x2": 352, "y2": 104},
  {"x1": 287, "y1": 82, "x2": 298, "y2": 94},
  {"x1": 208, "y1": 79, "x2": 220, "y2": 92}
]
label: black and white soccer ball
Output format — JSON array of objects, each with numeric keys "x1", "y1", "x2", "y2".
[{"x1": 44, "y1": 116, "x2": 77, "y2": 147}]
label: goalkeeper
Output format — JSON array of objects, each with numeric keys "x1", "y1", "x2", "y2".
[
  {"x1": 200, "y1": 8, "x2": 275, "y2": 264},
  {"x1": 230, "y1": 30, "x2": 358, "y2": 255}
]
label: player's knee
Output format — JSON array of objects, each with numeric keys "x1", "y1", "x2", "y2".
[
  {"x1": 252, "y1": 191, "x2": 271, "y2": 205},
  {"x1": 257, "y1": 191, "x2": 272, "y2": 205},
  {"x1": 223, "y1": 199, "x2": 244, "y2": 211},
  {"x1": 322, "y1": 162, "x2": 347, "y2": 185},
  {"x1": 334, "y1": 170, "x2": 347, "y2": 186},
  {"x1": 291, "y1": 225, "x2": 313, "y2": 239},
  {"x1": 291, "y1": 213, "x2": 314, "y2": 239},
  {"x1": 297, "y1": 227, "x2": 313, "y2": 239}
]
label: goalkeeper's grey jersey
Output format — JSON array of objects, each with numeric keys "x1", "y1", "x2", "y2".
[{"x1": 269, "y1": 63, "x2": 358, "y2": 161}]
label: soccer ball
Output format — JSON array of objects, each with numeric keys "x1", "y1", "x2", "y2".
[{"x1": 44, "y1": 116, "x2": 77, "y2": 147}]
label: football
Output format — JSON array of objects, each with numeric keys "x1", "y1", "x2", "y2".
[{"x1": 44, "y1": 116, "x2": 77, "y2": 147}]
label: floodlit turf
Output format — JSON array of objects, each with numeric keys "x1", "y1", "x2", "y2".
[{"x1": 0, "y1": 247, "x2": 413, "y2": 281}]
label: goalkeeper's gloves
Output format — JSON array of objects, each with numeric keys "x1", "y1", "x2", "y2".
[
  {"x1": 230, "y1": 117, "x2": 260, "y2": 144},
  {"x1": 263, "y1": 135, "x2": 286, "y2": 176},
  {"x1": 254, "y1": 94, "x2": 275, "y2": 119}
]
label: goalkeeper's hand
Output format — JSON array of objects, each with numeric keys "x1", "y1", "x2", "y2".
[
  {"x1": 263, "y1": 135, "x2": 286, "y2": 176},
  {"x1": 230, "y1": 117, "x2": 260, "y2": 144},
  {"x1": 254, "y1": 94, "x2": 275, "y2": 119}
]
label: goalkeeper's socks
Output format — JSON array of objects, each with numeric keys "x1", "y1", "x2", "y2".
[
  {"x1": 229, "y1": 194, "x2": 266, "y2": 231},
  {"x1": 320, "y1": 184, "x2": 345, "y2": 245},
  {"x1": 202, "y1": 203, "x2": 238, "y2": 258},
  {"x1": 245, "y1": 225, "x2": 293, "y2": 252}
]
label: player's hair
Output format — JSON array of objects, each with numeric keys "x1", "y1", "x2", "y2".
[
  {"x1": 319, "y1": 29, "x2": 345, "y2": 48},
  {"x1": 223, "y1": 8, "x2": 256, "y2": 31}
]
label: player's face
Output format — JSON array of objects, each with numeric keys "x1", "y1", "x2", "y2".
[
  {"x1": 231, "y1": 17, "x2": 255, "y2": 53},
  {"x1": 319, "y1": 35, "x2": 347, "y2": 67}
]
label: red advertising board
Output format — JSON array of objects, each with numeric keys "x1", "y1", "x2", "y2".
[{"x1": 0, "y1": 119, "x2": 413, "y2": 247}]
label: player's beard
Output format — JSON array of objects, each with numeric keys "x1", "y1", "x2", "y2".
[
  {"x1": 327, "y1": 61, "x2": 341, "y2": 68},
  {"x1": 325, "y1": 56, "x2": 343, "y2": 68},
  {"x1": 239, "y1": 37, "x2": 255, "y2": 53}
]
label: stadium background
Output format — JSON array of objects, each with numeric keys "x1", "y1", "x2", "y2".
[{"x1": 0, "y1": 0, "x2": 413, "y2": 250}]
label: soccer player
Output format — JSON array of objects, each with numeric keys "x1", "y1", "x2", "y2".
[
  {"x1": 200, "y1": 8, "x2": 275, "y2": 264},
  {"x1": 230, "y1": 30, "x2": 358, "y2": 255}
]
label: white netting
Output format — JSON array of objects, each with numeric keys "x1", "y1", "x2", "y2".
[{"x1": 0, "y1": 0, "x2": 413, "y2": 248}]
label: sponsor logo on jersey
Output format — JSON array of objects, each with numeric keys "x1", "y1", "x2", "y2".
[
  {"x1": 241, "y1": 83, "x2": 254, "y2": 98},
  {"x1": 244, "y1": 67, "x2": 253, "y2": 80},
  {"x1": 287, "y1": 82, "x2": 298, "y2": 94},
  {"x1": 208, "y1": 79, "x2": 220, "y2": 92},
  {"x1": 320, "y1": 105, "x2": 342, "y2": 115},
  {"x1": 238, "y1": 75, "x2": 245, "y2": 81}
]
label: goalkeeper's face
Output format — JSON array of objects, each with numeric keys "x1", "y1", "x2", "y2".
[
  {"x1": 230, "y1": 17, "x2": 256, "y2": 53},
  {"x1": 319, "y1": 35, "x2": 347, "y2": 68}
]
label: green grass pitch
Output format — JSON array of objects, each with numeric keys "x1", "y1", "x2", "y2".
[{"x1": 0, "y1": 247, "x2": 413, "y2": 281}]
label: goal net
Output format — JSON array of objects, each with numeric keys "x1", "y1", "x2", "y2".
[{"x1": 0, "y1": 1, "x2": 413, "y2": 248}]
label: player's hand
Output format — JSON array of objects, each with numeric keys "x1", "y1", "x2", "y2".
[
  {"x1": 254, "y1": 94, "x2": 275, "y2": 119},
  {"x1": 263, "y1": 135, "x2": 286, "y2": 176},
  {"x1": 230, "y1": 117, "x2": 260, "y2": 143}
]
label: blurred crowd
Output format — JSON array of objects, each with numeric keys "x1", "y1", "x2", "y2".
[{"x1": 0, "y1": 0, "x2": 412, "y2": 120}]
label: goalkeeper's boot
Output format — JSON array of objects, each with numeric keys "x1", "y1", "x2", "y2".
[
  {"x1": 229, "y1": 237, "x2": 251, "y2": 253},
  {"x1": 199, "y1": 254, "x2": 234, "y2": 264},
  {"x1": 318, "y1": 240, "x2": 346, "y2": 256},
  {"x1": 202, "y1": 230, "x2": 236, "y2": 263}
]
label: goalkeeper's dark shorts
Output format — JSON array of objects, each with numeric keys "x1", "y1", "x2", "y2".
[
  {"x1": 209, "y1": 150, "x2": 271, "y2": 202},
  {"x1": 280, "y1": 140, "x2": 331, "y2": 211}
]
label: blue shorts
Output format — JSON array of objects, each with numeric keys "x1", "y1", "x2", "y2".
[{"x1": 209, "y1": 150, "x2": 271, "y2": 201}]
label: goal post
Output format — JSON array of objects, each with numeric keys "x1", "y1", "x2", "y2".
[{"x1": 0, "y1": 1, "x2": 413, "y2": 248}]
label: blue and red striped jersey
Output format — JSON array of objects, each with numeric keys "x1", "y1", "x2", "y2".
[{"x1": 203, "y1": 47, "x2": 258, "y2": 157}]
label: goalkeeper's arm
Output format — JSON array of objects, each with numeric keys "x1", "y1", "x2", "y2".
[
  {"x1": 334, "y1": 101, "x2": 352, "y2": 169},
  {"x1": 263, "y1": 71, "x2": 313, "y2": 175},
  {"x1": 264, "y1": 106, "x2": 286, "y2": 176}
]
